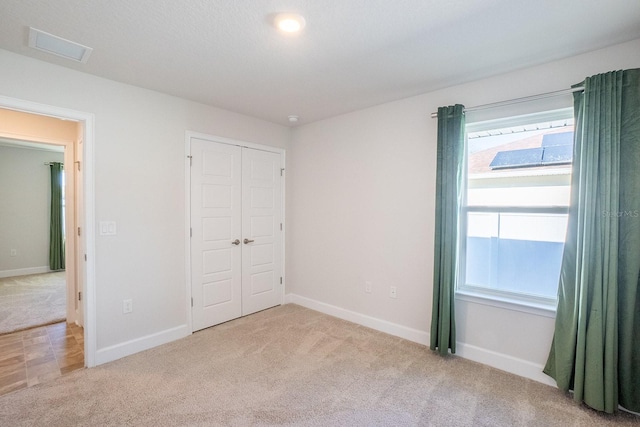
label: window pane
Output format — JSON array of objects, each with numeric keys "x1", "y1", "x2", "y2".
[
  {"x1": 465, "y1": 212, "x2": 567, "y2": 299},
  {"x1": 499, "y1": 213, "x2": 567, "y2": 243},
  {"x1": 462, "y1": 114, "x2": 574, "y2": 304}
]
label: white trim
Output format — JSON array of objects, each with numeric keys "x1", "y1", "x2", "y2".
[
  {"x1": 455, "y1": 342, "x2": 557, "y2": 387},
  {"x1": 0, "y1": 95, "x2": 96, "y2": 368},
  {"x1": 83, "y1": 108, "x2": 97, "y2": 367},
  {"x1": 285, "y1": 293, "x2": 557, "y2": 386},
  {"x1": 0, "y1": 138, "x2": 65, "y2": 152},
  {"x1": 184, "y1": 131, "x2": 286, "y2": 332},
  {"x1": 470, "y1": 167, "x2": 572, "y2": 180},
  {"x1": 0, "y1": 266, "x2": 52, "y2": 279},
  {"x1": 466, "y1": 107, "x2": 574, "y2": 132},
  {"x1": 95, "y1": 325, "x2": 190, "y2": 365},
  {"x1": 285, "y1": 293, "x2": 429, "y2": 345},
  {"x1": 456, "y1": 290, "x2": 557, "y2": 318},
  {"x1": 184, "y1": 134, "x2": 193, "y2": 333},
  {"x1": 620, "y1": 406, "x2": 640, "y2": 416},
  {"x1": 186, "y1": 131, "x2": 285, "y2": 155},
  {"x1": 280, "y1": 150, "x2": 286, "y2": 305}
]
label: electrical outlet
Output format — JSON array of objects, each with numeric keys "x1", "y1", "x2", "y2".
[
  {"x1": 389, "y1": 286, "x2": 397, "y2": 299},
  {"x1": 10, "y1": 249, "x2": 17, "y2": 257},
  {"x1": 365, "y1": 281, "x2": 372, "y2": 294},
  {"x1": 123, "y1": 299, "x2": 133, "y2": 314}
]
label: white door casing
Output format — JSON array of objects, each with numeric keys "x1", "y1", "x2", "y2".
[
  {"x1": 75, "y1": 136, "x2": 85, "y2": 326},
  {"x1": 189, "y1": 135, "x2": 283, "y2": 332},
  {"x1": 0, "y1": 95, "x2": 96, "y2": 367}
]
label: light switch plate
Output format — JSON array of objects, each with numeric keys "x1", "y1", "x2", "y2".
[{"x1": 99, "y1": 221, "x2": 117, "y2": 236}]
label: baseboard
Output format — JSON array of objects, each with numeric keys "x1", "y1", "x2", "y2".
[
  {"x1": 455, "y1": 342, "x2": 556, "y2": 387},
  {"x1": 95, "y1": 324, "x2": 190, "y2": 366},
  {"x1": 285, "y1": 293, "x2": 557, "y2": 387},
  {"x1": 285, "y1": 293, "x2": 429, "y2": 346},
  {"x1": 0, "y1": 266, "x2": 51, "y2": 278}
]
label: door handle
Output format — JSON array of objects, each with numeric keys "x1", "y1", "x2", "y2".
[
  {"x1": 243, "y1": 238, "x2": 254, "y2": 244},
  {"x1": 231, "y1": 239, "x2": 240, "y2": 245}
]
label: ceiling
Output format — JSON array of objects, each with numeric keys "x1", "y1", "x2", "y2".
[
  {"x1": 1, "y1": 1, "x2": 639, "y2": 126},
  {"x1": 0, "y1": 137, "x2": 64, "y2": 153}
]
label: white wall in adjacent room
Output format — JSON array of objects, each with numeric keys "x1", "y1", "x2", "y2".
[{"x1": 0, "y1": 145, "x2": 64, "y2": 275}]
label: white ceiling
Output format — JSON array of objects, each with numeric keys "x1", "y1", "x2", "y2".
[{"x1": 1, "y1": 1, "x2": 639, "y2": 126}]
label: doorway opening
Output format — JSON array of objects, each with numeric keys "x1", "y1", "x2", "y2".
[
  {"x1": 0, "y1": 137, "x2": 68, "y2": 333},
  {"x1": 0, "y1": 95, "x2": 96, "y2": 370}
]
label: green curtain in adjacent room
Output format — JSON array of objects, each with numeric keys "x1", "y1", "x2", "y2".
[
  {"x1": 544, "y1": 69, "x2": 640, "y2": 413},
  {"x1": 430, "y1": 104, "x2": 465, "y2": 356},
  {"x1": 49, "y1": 162, "x2": 65, "y2": 271}
]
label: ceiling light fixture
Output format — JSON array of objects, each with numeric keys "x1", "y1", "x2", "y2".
[
  {"x1": 288, "y1": 115, "x2": 299, "y2": 123},
  {"x1": 28, "y1": 27, "x2": 93, "y2": 63},
  {"x1": 274, "y1": 13, "x2": 306, "y2": 33}
]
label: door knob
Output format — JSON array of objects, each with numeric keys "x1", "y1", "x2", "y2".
[
  {"x1": 244, "y1": 238, "x2": 255, "y2": 244},
  {"x1": 231, "y1": 239, "x2": 240, "y2": 245}
]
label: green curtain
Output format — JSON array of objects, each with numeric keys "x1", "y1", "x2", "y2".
[
  {"x1": 49, "y1": 162, "x2": 65, "y2": 271},
  {"x1": 544, "y1": 69, "x2": 640, "y2": 413},
  {"x1": 430, "y1": 104, "x2": 465, "y2": 356}
]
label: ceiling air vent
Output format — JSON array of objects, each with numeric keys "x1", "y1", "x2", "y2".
[{"x1": 28, "y1": 27, "x2": 92, "y2": 63}]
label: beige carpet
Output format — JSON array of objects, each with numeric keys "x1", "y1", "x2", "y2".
[
  {"x1": 0, "y1": 272, "x2": 66, "y2": 335},
  {"x1": 0, "y1": 304, "x2": 638, "y2": 426}
]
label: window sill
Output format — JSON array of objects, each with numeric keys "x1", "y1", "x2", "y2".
[{"x1": 455, "y1": 289, "x2": 557, "y2": 318}]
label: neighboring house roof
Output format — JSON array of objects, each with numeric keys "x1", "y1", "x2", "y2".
[{"x1": 469, "y1": 129, "x2": 573, "y2": 175}]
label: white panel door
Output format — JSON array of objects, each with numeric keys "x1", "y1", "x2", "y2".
[
  {"x1": 241, "y1": 148, "x2": 282, "y2": 315},
  {"x1": 191, "y1": 137, "x2": 283, "y2": 331},
  {"x1": 191, "y1": 139, "x2": 242, "y2": 331}
]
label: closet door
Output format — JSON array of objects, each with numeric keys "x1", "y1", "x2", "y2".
[
  {"x1": 190, "y1": 137, "x2": 283, "y2": 331},
  {"x1": 241, "y1": 148, "x2": 283, "y2": 315},
  {"x1": 191, "y1": 139, "x2": 242, "y2": 331}
]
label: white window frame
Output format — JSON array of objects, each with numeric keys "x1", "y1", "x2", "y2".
[{"x1": 456, "y1": 108, "x2": 574, "y2": 317}]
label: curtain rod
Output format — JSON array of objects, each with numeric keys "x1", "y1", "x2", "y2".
[
  {"x1": 44, "y1": 162, "x2": 64, "y2": 166},
  {"x1": 429, "y1": 86, "x2": 584, "y2": 118}
]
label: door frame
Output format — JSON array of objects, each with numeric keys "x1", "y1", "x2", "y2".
[
  {"x1": 0, "y1": 95, "x2": 97, "y2": 367},
  {"x1": 184, "y1": 131, "x2": 286, "y2": 333}
]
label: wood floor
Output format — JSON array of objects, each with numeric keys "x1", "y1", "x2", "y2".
[{"x1": 0, "y1": 322, "x2": 84, "y2": 396}]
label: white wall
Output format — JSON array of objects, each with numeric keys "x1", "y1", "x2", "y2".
[
  {"x1": 1, "y1": 36, "x2": 638, "y2": 379},
  {"x1": 0, "y1": 49, "x2": 290, "y2": 361},
  {"x1": 0, "y1": 145, "x2": 64, "y2": 275},
  {"x1": 287, "y1": 38, "x2": 640, "y2": 384}
]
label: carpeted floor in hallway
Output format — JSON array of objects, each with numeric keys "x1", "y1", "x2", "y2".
[{"x1": 0, "y1": 272, "x2": 66, "y2": 335}]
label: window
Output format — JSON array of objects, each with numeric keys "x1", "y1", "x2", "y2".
[{"x1": 458, "y1": 109, "x2": 574, "y2": 309}]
